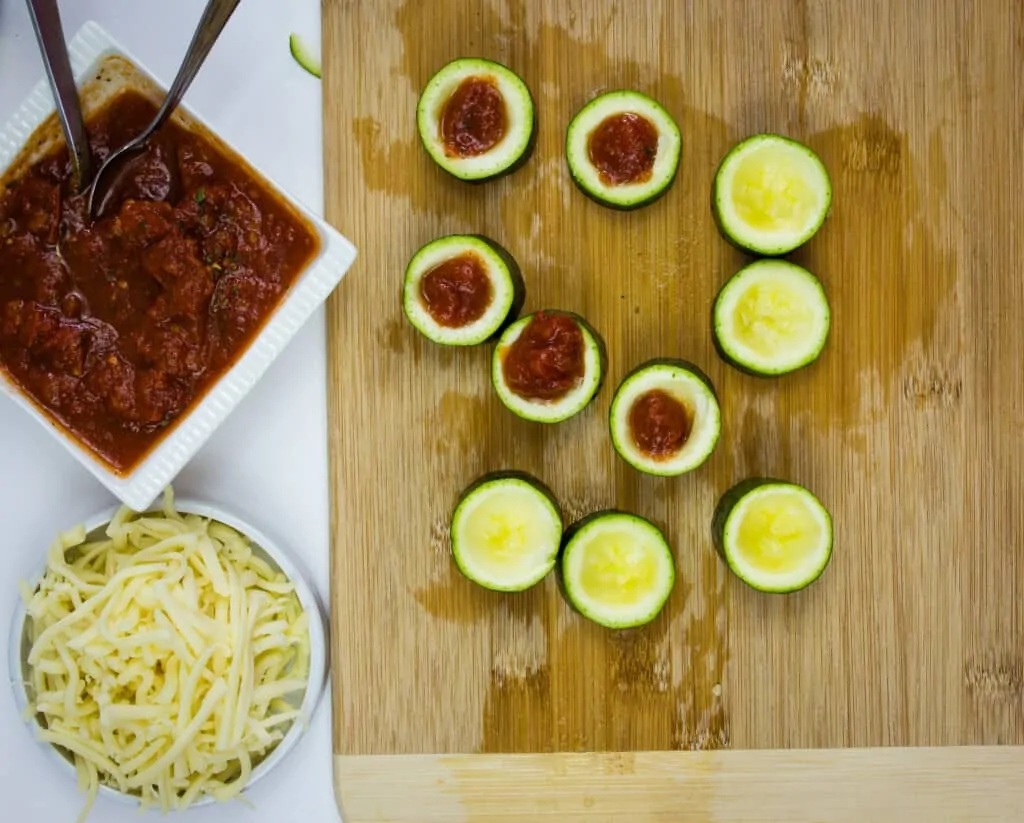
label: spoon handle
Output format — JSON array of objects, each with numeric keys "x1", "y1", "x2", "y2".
[
  {"x1": 25, "y1": 0, "x2": 93, "y2": 192},
  {"x1": 149, "y1": 0, "x2": 242, "y2": 134}
]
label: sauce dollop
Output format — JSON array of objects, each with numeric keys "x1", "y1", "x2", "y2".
[
  {"x1": 587, "y1": 112, "x2": 659, "y2": 186},
  {"x1": 628, "y1": 389, "x2": 691, "y2": 458},
  {"x1": 0, "y1": 90, "x2": 319, "y2": 474},
  {"x1": 502, "y1": 312, "x2": 585, "y2": 401},
  {"x1": 419, "y1": 253, "x2": 493, "y2": 328},
  {"x1": 440, "y1": 76, "x2": 508, "y2": 158}
]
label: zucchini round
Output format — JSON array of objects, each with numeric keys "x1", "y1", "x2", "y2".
[
  {"x1": 416, "y1": 57, "x2": 535, "y2": 182},
  {"x1": 492, "y1": 310, "x2": 606, "y2": 424},
  {"x1": 560, "y1": 510, "x2": 675, "y2": 629},
  {"x1": 712, "y1": 133, "x2": 832, "y2": 255},
  {"x1": 609, "y1": 359, "x2": 721, "y2": 476},
  {"x1": 712, "y1": 259, "x2": 831, "y2": 376},
  {"x1": 450, "y1": 471, "x2": 562, "y2": 592},
  {"x1": 566, "y1": 90, "x2": 681, "y2": 210},
  {"x1": 403, "y1": 234, "x2": 525, "y2": 346},
  {"x1": 712, "y1": 478, "x2": 833, "y2": 593}
]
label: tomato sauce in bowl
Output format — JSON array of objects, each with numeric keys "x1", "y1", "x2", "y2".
[{"x1": 0, "y1": 89, "x2": 320, "y2": 475}]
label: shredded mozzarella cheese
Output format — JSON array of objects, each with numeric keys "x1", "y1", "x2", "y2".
[{"x1": 20, "y1": 487, "x2": 311, "y2": 821}]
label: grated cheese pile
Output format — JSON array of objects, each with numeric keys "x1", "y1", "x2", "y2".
[{"x1": 19, "y1": 488, "x2": 311, "y2": 821}]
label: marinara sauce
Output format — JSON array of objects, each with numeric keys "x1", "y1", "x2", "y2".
[
  {"x1": 628, "y1": 389, "x2": 691, "y2": 458},
  {"x1": 502, "y1": 312, "x2": 585, "y2": 401},
  {"x1": 440, "y1": 76, "x2": 508, "y2": 158},
  {"x1": 587, "y1": 112, "x2": 659, "y2": 186},
  {"x1": 0, "y1": 89, "x2": 320, "y2": 474},
  {"x1": 419, "y1": 253, "x2": 492, "y2": 328}
]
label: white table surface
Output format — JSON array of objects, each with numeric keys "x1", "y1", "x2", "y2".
[{"x1": 0, "y1": 1, "x2": 343, "y2": 821}]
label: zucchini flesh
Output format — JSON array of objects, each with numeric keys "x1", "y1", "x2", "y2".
[
  {"x1": 450, "y1": 472, "x2": 562, "y2": 592},
  {"x1": 560, "y1": 510, "x2": 675, "y2": 629},
  {"x1": 712, "y1": 478, "x2": 833, "y2": 593},
  {"x1": 712, "y1": 133, "x2": 831, "y2": 255},
  {"x1": 712, "y1": 259, "x2": 831, "y2": 376}
]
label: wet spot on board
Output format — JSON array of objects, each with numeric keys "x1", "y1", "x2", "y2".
[
  {"x1": 798, "y1": 114, "x2": 960, "y2": 440},
  {"x1": 479, "y1": 585, "x2": 553, "y2": 752},
  {"x1": 352, "y1": 116, "x2": 422, "y2": 196},
  {"x1": 378, "y1": 315, "x2": 411, "y2": 356}
]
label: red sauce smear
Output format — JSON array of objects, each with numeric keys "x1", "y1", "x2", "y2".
[
  {"x1": 628, "y1": 389, "x2": 692, "y2": 458},
  {"x1": 587, "y1": 112, "x2": 659, "y2": 186},
  {"x1": 440, "y1": 76, "x2": 508, "y2": 158},
  {"x1": 502, "y1": 312, "x2": 585, "y2": 402},
  {"x1": 419, "y1": 252, "x2": 493, "y2": 328},
  {"x1": 0, "y1": 89, "x2": 320, "y2": 475}
]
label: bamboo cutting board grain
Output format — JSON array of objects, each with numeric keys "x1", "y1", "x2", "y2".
[{"x1": 324, "y1": 0, "x2": 1024, "y2": 817}]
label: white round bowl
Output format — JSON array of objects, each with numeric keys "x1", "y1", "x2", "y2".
[{"x1": 8, "y1": 498, "x2": 328, "y2": 811}]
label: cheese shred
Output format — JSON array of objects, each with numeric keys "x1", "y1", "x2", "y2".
[{"x1": 20, "y1": 487, "x2": 311, "y2": 819}]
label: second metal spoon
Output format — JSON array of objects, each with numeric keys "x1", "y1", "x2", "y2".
[
  {"x1": 86, "y1": 0, "x2": 241, "y2": 220},
  {"x1": 26, "y1": 0, "x2": 93, "y2": 194}
]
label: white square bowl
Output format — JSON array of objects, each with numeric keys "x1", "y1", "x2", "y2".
[{"x1": 0, "y1": 21, "x2": 357, "y2": 511}]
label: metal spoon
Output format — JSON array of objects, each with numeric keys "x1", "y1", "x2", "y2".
[
  {"x1": 86, "y1": 0, "x2": 241, "y2": 219},
  {"x1": 25, "y1": 0, "x2": 93, "y2": 193}
]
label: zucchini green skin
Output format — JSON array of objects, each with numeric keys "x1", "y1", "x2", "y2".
[
  {"x1": 491, "y1": 310, "x2": 608, "y2": 424},
  {"x1": 416, "y1": 58, "x2": 537, "y2": 184},
  {"x1": 450, "y1": 470, "x2": 563, "y2": 592},
  {"x1": 709, "y1": 262, "x2": 831, "y2": 377},
  {"x1": 565, "y1": 91, "x2": 682, "y2": 211},
  {"x1": 402, "y1": 234, "x2": 526, "y2": 346},
  {"x1": 711, "y1": 477, "x2": 833, "y2": 594},
  {"x1": 710, "y1": 133, "x2": 832, "y2": 256},
  {"x1": 556, "y1": 509, "x2": 675, "y2": 629}
]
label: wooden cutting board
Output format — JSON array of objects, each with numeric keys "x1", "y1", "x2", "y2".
[{"x1": 323, "y1": 0, "x2": 1024, "y2": 818}]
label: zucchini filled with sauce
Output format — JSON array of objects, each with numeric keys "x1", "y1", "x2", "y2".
[
  {"x1": 609, "y1": 359, "x2": 721, "y2": 477},
  {"x1": 565, "y1": 90, "x2": 682, "y2": 210},
  {"x1": 403, "y1": 234, "x2": 525, "y2": 346},
  {"x1": 416, "y1": 57, "x2": 536, "y2": 182},
  {"x1": 712, "y1": 133, "x2": 832, "y2": 256},
  {"x1": 491, "y1": 310, "x2": 606, "y2": 424}
]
